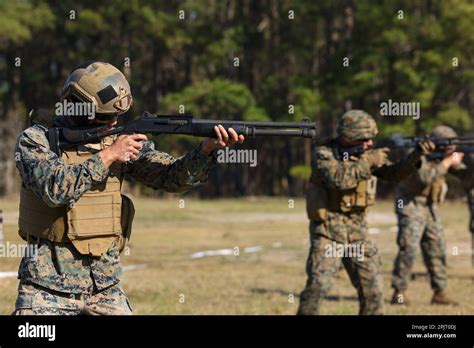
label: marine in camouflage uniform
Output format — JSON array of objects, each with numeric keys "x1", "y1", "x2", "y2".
[
  {"x1": 469, "y1": 188, "x2": 474, "y2": 232},
  {"x1": 463, "y1": 154, "x2": 474, "y2": 268},
  {"x1": 391, "y1": 126, "x2": 470, "y2": 305},
  {"x1": 463, "y1": 153, "x2": 474, "y2": 236},
  {"x1": 298, "y1": 110, "x2": 433, "y2": 315},
  {"x1": 13, "y1": 62, "x2": 243, "y2": 315}
]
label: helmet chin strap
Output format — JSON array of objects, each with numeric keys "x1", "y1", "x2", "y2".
[
  {"x1": 53, "y1": 115, "x2": 90, "y2": 127},
  {"x1": 94, "y1": 113, "x2": 119, "y2": 122}
]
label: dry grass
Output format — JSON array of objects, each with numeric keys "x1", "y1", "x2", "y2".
[{"x1": 0, "y1": 196, "x2": 472, "y2": 315}]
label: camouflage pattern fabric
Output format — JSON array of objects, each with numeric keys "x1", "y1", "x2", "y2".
[
  {"x1": 397, "y1": 156, "x2": 448, "y2": 198},
  {"x1": 12, "y1": 281, "x2": 131, "y2": 315},
  {"x1": 17, "y1": 239, "x2": 122, "y2": 294},
  {"x1": 391, "y1": 200, "x2": 447, "y2": 292},
  {"x1": 336, "y1": 110, "x2": 378, "y2": 143},
  {"x1": 392, "y1": 157, "x2": 449, "y2": 292},
  {"x1": 393, "y1": 152, "x2": 474, "y2": 292},
  {"x1": 307, "y1": 141, "x2": 420, "y2": 243},
  {"x1": 297, "y1": 220, "x2": 384, "y2": 315},
  {"x1": 14, "y1": 122, "x2": 215, "y2": 314},
  {"x1": 298, "y1": 140, "x2": 419, "y2": 315},
  {"x1": 450, "y1": 155, "x2": 474, "y2": 233}
]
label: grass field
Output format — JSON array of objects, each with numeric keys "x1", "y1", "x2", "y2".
[{"x1": 0, "y1": 196, "x2": 472, "y2": 315}]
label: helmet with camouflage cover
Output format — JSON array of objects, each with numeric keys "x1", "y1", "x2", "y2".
[
  {"x1": 337, "y1": 109, "x2": 378, "y2": 143},
  {"x1": 431, "y1": 125, "x2": 457, "y2": 138},
  {"x1": 61, "y1": 61, "x2": 132, "y2": 119}
]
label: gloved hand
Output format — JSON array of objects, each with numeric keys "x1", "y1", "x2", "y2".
[
  {"x1": 416, "y1": 139, "x2": 436, "y2": 156},
  {"x1": 361, "y1": 147, "x2": 390, "y2": 168},
  {"x1": 405, "y1": 139, "x2": 436, "y2": 167}
]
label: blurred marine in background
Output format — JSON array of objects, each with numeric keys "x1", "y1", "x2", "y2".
[
  {"x1": 391, "y1": 126, "x2": 472, "y2": 306},
  {"x1": 463, "y1": 153, "x2": 474, "y2": 266},
  {"x1": 12, "y1": 61, "x2": 243, "y2": 315},
  {"x1": 299, "y1": 110, "x2": 435, "y2": 315}
]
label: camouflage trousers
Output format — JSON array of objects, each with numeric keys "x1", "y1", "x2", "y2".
[
  {"x1": 12, "y1": 280, "x2": 132, "y2": 315},
  {"x1": 391, "y1": 202, "x2": 447, "y2": 292},
  {"x1": 297, "y1": 222, "x2": 384, "y2": 315}
]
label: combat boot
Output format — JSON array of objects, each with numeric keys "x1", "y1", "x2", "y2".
[
  {"x1": 431, "y1": 290, "x2": 459, "y2": 306},
  {"x1": 391, "y1": 290, "x2": 409, "y2": 305}
]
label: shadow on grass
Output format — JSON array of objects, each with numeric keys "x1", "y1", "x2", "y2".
[
  {"x1": 380, "y1": 271, "x2": 473, "y2": 280},
  {"x1": 250, "y1": 288, "x2": 359, "y2": 301}
]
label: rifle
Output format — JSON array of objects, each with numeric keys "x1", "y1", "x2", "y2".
[
  {"x1": 47, "y1": 111, "x2": 317, "y2": 156},
  {"x1": 339, "y1": 134, "x2": 474, "y2": 159},
  {"x1": 426, "y1": 145, "x2": 474, "y2": 160}
]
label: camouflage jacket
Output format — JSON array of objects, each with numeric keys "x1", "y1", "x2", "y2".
[
  {"x1": 396, "y1": 157, "x2": 447, "y2": 204},
  {"x1": 450, "y1": 162, "x2": 474, "y2": 189},
  {"x1": 458, "y1": 156, "x2": 474, "y2": 233},
  {"x1": 397, "y1": 156, "x2": 474, "y2": 206},
  {"x1": 15, "y1": 123, "x2": 215, "y2": 293},
  {"x1": 310, "y1": 140, "x2": 420, "y2": 242},
  {"x1": 467, "y1": 187, "x2": 474, "y2": 233}
]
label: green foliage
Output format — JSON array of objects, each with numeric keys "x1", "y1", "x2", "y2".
[
  {"x1": 0, "y1": 2, "x2": 54, "y2": 47},
  {"x1": 160, "y1": 79, "x2": 260, "y2": 119},
  {"x1": 199, "y1": 27, "x2": 244, "y2": 74},
  {"x1": 379, "y1": 117, "x2": 416, "y2": 138},
  {"x1": 243, "y1": 107, "x2": 270, "y2": 122},
  {"x1": 289, "y1": 165, "x2": 311, "y2": 181},
  {"x1": 2, "y1": 0, "x2": 474, "y2": 197},
  {"x1": 65, "y1": 9, "x2": 109, "y2": 33},
  {"x1": 423, "y1": 103, "x2": 472, "y2": 132},
  {"x1": 289, "y1": 87, "x2": 324, "y2": 122}
]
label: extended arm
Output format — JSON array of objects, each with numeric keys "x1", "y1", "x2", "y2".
[
  {"x1": 125, "y1": 140, "x2": 215, "y2": 193},
  {"x1": 372, "y1": 151, "x2": 421, "y2": 183}
]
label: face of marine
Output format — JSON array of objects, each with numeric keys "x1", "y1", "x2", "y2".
[
  {"x1": 341, "y1": 137, "x2": 374, "y2": 150},
  {"x1": 91, "y1": 116, "x2": 118, "y2": 131}
]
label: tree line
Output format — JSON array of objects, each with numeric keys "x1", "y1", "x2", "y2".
[{"x1": 1, "y1": 0, "x2": 473, "y2": 198}]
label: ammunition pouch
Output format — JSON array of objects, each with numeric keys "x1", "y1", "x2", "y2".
[
  {"x1": 305, "y1": 184, "x2": 328, "y2": 222},
  {"x1": 19, "y1": 188, "x2": 69, "y2": 243},
  {"x1": 420, "y1": 177, "x2": 447, "y2": 204},
  {"x1": 356, "y1": 176, "x2": 377, "y2": 207},
  {"x1": 119, "y1": 194, "x2": 135, "y2": 253},
  {"x1": 306, "y1": 176, "x2": 377, "y2": 219},
  {"x1": 328, "y1": 176, "x2": 377, "y2": 213}
]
